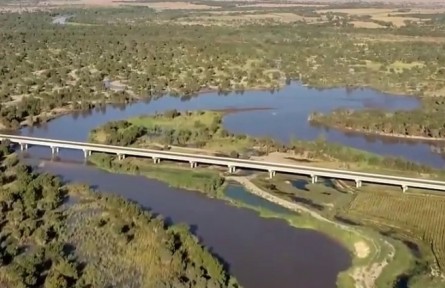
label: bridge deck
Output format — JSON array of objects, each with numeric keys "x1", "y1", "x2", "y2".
[{"x1": 1, "y1": 134, "x2": 445, "y2": 192}]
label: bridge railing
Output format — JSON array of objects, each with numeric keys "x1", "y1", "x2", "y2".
[{"x1": 1, "y1": 134, "x2": 445, "y2": 192}]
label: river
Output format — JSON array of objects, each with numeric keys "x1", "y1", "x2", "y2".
[
  {"x1": 16, "y1": 82, "x2": 441, "y2": 287},
  {"x1": 20, "y1": 82, "x2": 444, "y2": 168},
  {"x1": 29, "y1": 159, "x2": 350, "y2": 288}
]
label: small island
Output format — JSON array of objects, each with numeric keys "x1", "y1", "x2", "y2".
[
  {"x1": 89, "y1": 109, "x2": 437, "y2": 179},
  {"x1": 87, "y1": 110, "x2": 445, "y2": 288}
]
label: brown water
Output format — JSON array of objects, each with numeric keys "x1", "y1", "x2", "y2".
[{"x1": 30, "y1": 159, "x2": 350, "y2": 288}]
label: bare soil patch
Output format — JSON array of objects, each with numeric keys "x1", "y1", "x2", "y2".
[
  {"x1": 354, "y1": 241, "x2": 371, "y2": 258},
  {"x1": 1, "y1": 0, "x2": 220, "y2": 10},
  {"x1": 316, "y1": 7, "x2": 445, "y2": 27},
  {"x1": 236, "y1": 3, "x2": 327, "y2": 8},
  {"x1": 140, "y1": 1, "x2": 219, "y2": 11},
  {"x1": 196, "y1": 12, "x2": 318, "y2": 24},
  {"x1": 354, "y1": 33, "x2": 445, "y2": 43},
  {"x1": 351, "y1": 21, "x2": 384, "y2": 29}
]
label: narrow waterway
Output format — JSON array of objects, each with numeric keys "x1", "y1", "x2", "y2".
[
  {"x1": 29, "y1": 158, "x2": 350, "y2": 288},
  {"x1": 19, "y1": 82, "x2": 445, "y2": 168}
]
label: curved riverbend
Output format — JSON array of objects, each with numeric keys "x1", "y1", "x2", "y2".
[
  {"x1": 14, "y1": 82, "x2": 442, "y2": 287},
  {"x1": 30, "y1": 159, "x2": 351, "y2": 288},
  {"x1": 19, "y1": 82, "x2": 445, "y2": 168}
]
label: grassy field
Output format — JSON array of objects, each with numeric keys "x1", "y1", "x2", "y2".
[
  {"x1": 128, "y1": 111, "x2": 219, "y2": 131},
  {"x1": 91, "y1": 110, "x2": 256, "y2": 155}
]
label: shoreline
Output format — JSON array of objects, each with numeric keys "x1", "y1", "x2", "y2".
[
  {"x1": 6, "y1": 80, "x2": 440, "y2": 148},
  {"x1": 86, "y1": 153, "x2": 385, "y2": 288},
  {"x1": 311, "y1": 121, "x2": 445, "y2": 143},
  {"x1": 1, "y1": 78, "x2": 419, "y2": 129},
  {"x1": 41, "y1": 145, "x2": 429, "y2": 288},
  {"x1": 226, "y1": 175, "x2": 396, "y2": 288}
]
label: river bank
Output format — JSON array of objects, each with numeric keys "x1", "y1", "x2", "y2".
[
  {"x1": 311, "y1": 121, "x2": 445, "y2": 143},
  {"x1": 88, "y1": 110, "x2": 443, "y2": 179},
  {"x1": 88, "y1": 153, "x2": 226, "y2": 196},
  {"x1": 85, "y1": 149, "x2": 445, "y2": 288},
  {"x1": 15, "y1": 81, "x2": 445, "y2": 168},
  {"x1": 84, "y1": 149, "x2": 423, "y2": 288},
  {"x1": 0, "y1": 147, "x2": 238, "y2": 288},
  {"x1": 32, "y1": 157, "x2": 351, "y2": 288},
  {"x1": 225, "y1": 176, "x2": 397, "y2": 288},
  {"x1": 308, "y1": 100, "x2": 445, "y2": 145},
  {"x1": 247, "y1": 173, "x2": 445, "y2": 288},
  {"x1": 11, "y1": 90, "x2": 444, "y2": 288},
  {"x1": 86, "y1": 152, "x2": 363, "y2": 287}
]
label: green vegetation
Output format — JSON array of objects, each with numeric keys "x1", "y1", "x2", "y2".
[
  {"x1": 344, "y1": 187, "x2": 445, "y2": 276},
  {"x1": 2, "y1": 3, "x2": 445, "y2": 287},
  {"x1": 223, "y1": 181, "x2": 416, "y2": 288},
  {"x1": 86, "y1": 108, "x2": 445, "y2": 286},
  {"x1": 251, "y1": 174, "x2": 445, "y2": 287},
  {"x1": 89, "y1": 110, "x2": 259, "y2": 157},
  {"x1": 66, "y1": 185, "x2": 237, "y2": 288},
  {"x1": 1, "y1": 6, "x2": 445, "y2": 130},
  {"x1": 289, "y1": 137, "x2": 440, "y2": 177},
  {"x1": 89, "y1": 153, "x2": 225, "y2": 196},
  {"x1": 309, "y1": 97, "x2": 445, "y2": 139},
  {"x1": 0, "y1": 144, "x2": 238, "y2": 287},
  {"x1": 90, "y1": 110, "x2": 442, "y2": 178}
]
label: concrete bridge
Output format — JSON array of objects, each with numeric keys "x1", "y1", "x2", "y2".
[{"x1": 1, "y1": 134, "x2": 445, "y2": 193}]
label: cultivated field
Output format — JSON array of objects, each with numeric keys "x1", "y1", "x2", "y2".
[
  {"x1": 316, "y1": 7, "x2": 445, "y2": 27},
  {"x1": 0, "y1": 0, "x2": 222, "y2": 11},
  {"x1": 345, "y1": 189, "x2": 445, "y2": 275},
  {"x1": 194, "y1": 12, "x2": 317, "y2": 24}
]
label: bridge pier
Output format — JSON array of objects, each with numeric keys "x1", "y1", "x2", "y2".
[
  {"x1": 19, "y1": 143, "x2": 28, "y2": 151},
  {"x1": 190, "y1": 161, "x2": 197, "y2": 168},
  {"x1": 3, "y1": 134, "x2": 445, "y2": 193},
  {"x1": 311, "y1": 175, "x2": 318, "y2": 184},
  {"x1": 402, "y1": 185, "x2": 408, "y2": 193},
  {"x1": 83, "y1": 149, "x2": 91, "y2": 158},
  {"x1": 117, "y1": 154, "x2": 125, "y2": 161},
  {"x1": 153, "y1": 157, "x2": 160, "y2": 164},
  {"x1": 51, "y1": 146, "x2": 59, "y2": 155},
  {"x1": 268, "y1": 170, "x2": 276, "y2": 179}
]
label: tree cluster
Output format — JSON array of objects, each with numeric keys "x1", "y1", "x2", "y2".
[{"x1": 309, "y1": 98, "x2": 445, "y2": 138}]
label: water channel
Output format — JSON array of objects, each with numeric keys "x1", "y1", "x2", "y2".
[
  {"x1": 29, "y1": 159, "x2": 350, "y2": 288},
  {"x1": 20, "y1": 82, "x2": 444, "y2": 168},
  {"x1": 16, "y1": 82, "x2": 444, "y2": 287}
]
